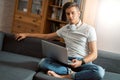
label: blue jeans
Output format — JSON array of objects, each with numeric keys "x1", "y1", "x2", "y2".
[{"x1": 38, "y1": 57, "x2": 105, "y2": 80}]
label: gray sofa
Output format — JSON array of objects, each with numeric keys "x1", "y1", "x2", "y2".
[{"x1": 0, "y1": 31, "x2": 120, "y2": 80}]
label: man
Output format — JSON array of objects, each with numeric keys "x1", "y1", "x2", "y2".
[{"x1": 16, "y1": 2, "x2": 105, "y2": 80}]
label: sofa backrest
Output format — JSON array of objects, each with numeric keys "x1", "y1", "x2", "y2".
[
  {"x1": 0, "y1": 32, "x2": 4, "y2": 50},
  {"x1": 1, "y1": 32, "x2": 43, "y2": 58},
  {"x1": 93, "y1": 50, "x2": 120, "y2": 74}
]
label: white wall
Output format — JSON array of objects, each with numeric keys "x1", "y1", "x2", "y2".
[
  {"x1": 96, "y1": 0, "x2": 120, "y2": 53},
  {"x1": 0, "y1": 0, "x2": 15, "y2": 33},
  {"x1": 83, "y1": 0, "x2": 98, "y2": 26}
]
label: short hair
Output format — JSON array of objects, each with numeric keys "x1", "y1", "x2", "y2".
[{"x1": 63, "y1": 2, "x2": 80, "y2": 12}]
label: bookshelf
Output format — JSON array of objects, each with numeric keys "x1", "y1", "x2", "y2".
[{"x1": 45, "y1": 0, "x2": 85, "y2": 42}]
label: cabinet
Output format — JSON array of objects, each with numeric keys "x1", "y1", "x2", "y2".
[
  {"x1": 44, "y1": 0, "x2": 85, "y2": 41},
  {"x1": 12, "y1": 0, "x2": 47, "y2": 33}
]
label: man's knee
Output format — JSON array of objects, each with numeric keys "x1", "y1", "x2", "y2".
[
  {"x1": 38, "y1": 58, "x2": 50, "y2": 71},
  {"x1": 93, "y1": 65, "x2": 105, "y2": 80}
]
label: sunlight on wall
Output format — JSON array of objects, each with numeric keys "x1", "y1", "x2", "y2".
[
  {"x1": 96, "y1": 0, "x2": 120, "y2": 53},
  {"x1": 98, "y1": 0, "x2": 120, "y2": 25}
]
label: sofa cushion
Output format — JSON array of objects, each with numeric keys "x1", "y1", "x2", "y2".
[
  {"x1": 0, "y1": 51, "x2": 41, "y2": 71},
  {"x1": 0, "y1": 51, "x2": 41, "y2": 80},
  {"x1": 103, "y1": 72, "x2": 120, "y2": 80},
  {"x1": 0, "y1": 64, "x2": 36, "y2": 80}
]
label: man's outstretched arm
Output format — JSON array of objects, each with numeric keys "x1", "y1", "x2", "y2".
[{"x1": 15, "y1": 32, "x2": 59, "y2": 41}]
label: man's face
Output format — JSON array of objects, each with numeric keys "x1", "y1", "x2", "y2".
[{"x1": 66, "y1": 6, "x2": 80, "y2": 24}]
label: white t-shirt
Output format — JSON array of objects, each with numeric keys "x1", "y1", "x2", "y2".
[{"x1": 56, "y1": 21, "x2": 97, "y2": 58}]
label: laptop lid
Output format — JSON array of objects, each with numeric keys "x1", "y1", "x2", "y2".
[{"x1": 42, "y1": 40, "x2": 68, "y2": 64}]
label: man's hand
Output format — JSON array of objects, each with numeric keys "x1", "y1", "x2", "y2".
[
  {"x1": 15, "y1": 33, "x2": 28, "y2": 41},
  {"x1": 70, "y1": 59, "x2": 82, "y2": 68}
]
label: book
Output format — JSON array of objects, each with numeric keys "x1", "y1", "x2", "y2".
[{"x1": 50, "y1": 23, "x2": 60, "y2": 32}]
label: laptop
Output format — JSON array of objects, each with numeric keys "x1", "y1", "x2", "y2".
[{"x1": 42, "y1": 40, "x2": 72, "y2": 65}]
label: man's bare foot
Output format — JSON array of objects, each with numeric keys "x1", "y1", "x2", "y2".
[
  {"x1": 47, "y1": 70, "x2": 62, "y2": 78},
  {"x1": 47, "y1": 70, "x2": 73, "y2": 80}
]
